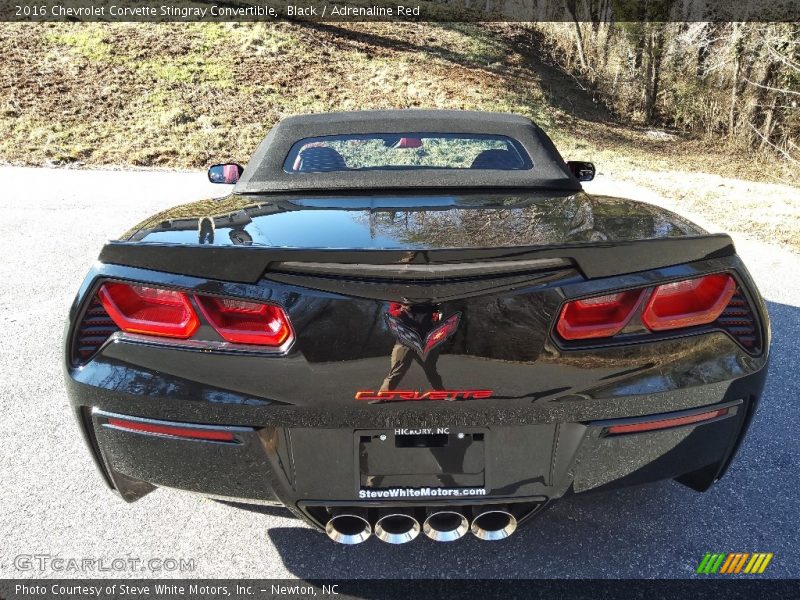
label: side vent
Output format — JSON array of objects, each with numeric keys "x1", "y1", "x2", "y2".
[
  {"x1": 73, "y1": 296, "x2": 119, "y2": 365},
  {"x1": 716, "y1": 287, "x2": 762, "y2": 354}
]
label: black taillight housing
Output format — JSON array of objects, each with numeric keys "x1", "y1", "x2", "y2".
[
  {"x1": 555, "y1": 274, "x2": 761, "y2": 353},
  {"x1": 72, "y1": 296, "x2": 119, "y2": 365},
  {"x1": 72, "y1": 281, "x2": 294, "y2": 365},
  {"x1": 716, "y1": 287, "x2": 762, "y2": 353}
]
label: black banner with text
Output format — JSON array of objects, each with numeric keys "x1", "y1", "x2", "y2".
[
  {"x1": 2, "y1": 579, "x2": 800, "y2": 600},
  {"x1": 1, "y1": 0, "x2": 799, "y2": 22}
]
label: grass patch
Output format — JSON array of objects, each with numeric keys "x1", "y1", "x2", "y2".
[
  {"x1": 45, "y1": 25, "x2": 112, "y2": 62},
  {"x1": 432, "y1": 22, "x2": 509, "y2": 65},
  {"x1": 1, "y1": 21, "x2": 797, "y2": 250},
  {"x1": 136, "y1": 57, "x2": 233, "y2": 88}
]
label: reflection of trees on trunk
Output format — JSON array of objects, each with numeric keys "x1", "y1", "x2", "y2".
[
  {"x1": 549, "y1": 336, "x2": 750, "y2": 400},
  {"x1": 90, "y1": 359, "x2": 269, "y2": 405},
  {"x1": 355, "y1": 193, "x2": 699, "y2": 247},
  {"x1": 293, "y1": 296, "x2": 393, "y2": 362}
]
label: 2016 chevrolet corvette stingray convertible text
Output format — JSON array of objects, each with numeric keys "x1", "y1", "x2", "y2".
[{"x1": 65, "y1": 110, "x2": 769, "y2": 544}]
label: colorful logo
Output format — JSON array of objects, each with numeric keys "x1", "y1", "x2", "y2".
[
  {"x1": 385, "y1": 311, "x2": 461, "y2": 359},
  {"x1": 696, "y1": 552, "x2": 773, "y2": 574}
]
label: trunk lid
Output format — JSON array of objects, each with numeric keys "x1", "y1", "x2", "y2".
[
  {"x1": 122, "y1": 191, "x2": 706, "y2": 250},
  {"x1": 91, "y1": 191, "x2": 742, "y2": 413}
]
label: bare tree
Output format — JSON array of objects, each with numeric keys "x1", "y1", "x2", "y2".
[{"x1": 529, "y1": 20, "x2": 799, "y2": 161}]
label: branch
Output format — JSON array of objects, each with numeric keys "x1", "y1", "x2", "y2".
[
  {"x1": 768, "y1": 44, "x2": 800, "y2": 72},
  {"x1": 743, "y1": 77, "x2": 800, "y2": 97},
  {"x1": 748, "y1": 123, "x2": 800, "y2": 165}
]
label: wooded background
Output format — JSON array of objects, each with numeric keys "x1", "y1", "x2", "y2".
[{"x1": 531, "y1": 20, "x2": 799, "y2": 164}]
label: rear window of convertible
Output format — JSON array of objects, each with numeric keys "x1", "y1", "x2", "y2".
[{"x1": 284, "y1": 133, "x2": 533, "y2": 173}]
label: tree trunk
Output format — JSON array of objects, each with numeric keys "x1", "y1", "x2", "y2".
[
  {"x1": 590, "y1": 0, "x2": 601, "y2": 33},
  {"x1": 601, "y1": 22, "x2": 614, "y2": 67},
  {"x1": 728, "y1": 23, "x2": 744, "y2": 139},
  {"x1": 633, "y1": 25, "x2": 646, "y2": 70},
  {"x1": 696, "y1": 23, "x2": 714, "y2": 77},
  {"x1": 760, "y1": 94, "x2": 778, "y2": 148},
  {"x1": 574, "y1": 22, "x2": 588, "y2": 70},
  {"x1": 645, "y1": 27, "x2": 665, "y2": 124},
  {"x1": 729, "y1": 56, "x2": 741, "y2": 137},
  {"x1": 565, "y1": 0, "x2": 588, "y2": 70}
]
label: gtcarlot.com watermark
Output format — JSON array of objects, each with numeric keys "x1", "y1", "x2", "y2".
[{"x1": 14, "y1": 554, "x2": 196, "y2": 573}]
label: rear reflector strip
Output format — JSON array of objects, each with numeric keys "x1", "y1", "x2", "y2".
[
  {"x1": 106, "y1": 418, "x2": 236, "y2": 442},
  {"x1": 605, "y1": 407, "x2": 730, "y2": 436}
]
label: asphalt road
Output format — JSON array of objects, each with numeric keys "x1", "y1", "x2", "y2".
[{"x1": 0, "y1": 166, "x2": 797, "y2": 579}]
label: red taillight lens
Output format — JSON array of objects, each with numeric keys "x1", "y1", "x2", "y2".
[
  {"x1": 98, "y1": 282, "x2": 199, "y2": 339},
  {"x1": 642, "y1": 274, "x2": 736, "y2": 331},
  {"x1": 196, "y1": 295, "x2": 293, "y2": 346},
  {"x1": 556, "y1": 290, "x2": 644, "y2": 340},
  {"x1": 107, "y1": 417, "x2": 235, "y2": 442}
]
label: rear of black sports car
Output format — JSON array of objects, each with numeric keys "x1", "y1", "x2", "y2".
[{"x1": 64, "y1": 111, "x2": 770, "y2": 544}]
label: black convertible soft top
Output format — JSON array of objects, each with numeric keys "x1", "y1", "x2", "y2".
[{"x1": 234, "y1": 110, "x2": 581, "y2": 193}]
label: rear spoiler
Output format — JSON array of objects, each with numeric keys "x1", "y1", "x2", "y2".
[{"x1": 98, "y1": 234, "x2": 735, "y2": 284}]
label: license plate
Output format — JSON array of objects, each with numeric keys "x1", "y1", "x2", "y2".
[{"x1": 356, "y1": 428, "x2": 487, "y2": 490}]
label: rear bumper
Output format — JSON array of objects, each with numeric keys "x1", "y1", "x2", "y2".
[{"x1": 67, "y1": 367, "x2": 766, "y2": 530}]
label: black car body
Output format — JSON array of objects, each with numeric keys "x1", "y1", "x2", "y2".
[{"x1": 65, "y1": 110, "x2": 769, "y2": 544}]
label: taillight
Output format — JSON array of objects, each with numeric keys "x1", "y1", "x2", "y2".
[
  {"x1": 556, "y1": 290, "x2": 644, "y2": 340},
  {"x1": 79, "y1": 282, "x2": 294, "y2": 359},
  {"x1": 556, "y1": 273, "x2": 743, "y2": 343},
  {"x1": 642, "y1": 274, "x2": 736, "y2": 331},
  {"x1": 195, "y1": 295, "x2": 293, "y2": 346},
  {"x1": 98, "y1": 282, "x2": 199, "y2": 338}
]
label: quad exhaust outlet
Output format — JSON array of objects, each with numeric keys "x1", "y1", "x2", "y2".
[
  {"x1": 373, "y1": 509, "x2": 420, "y2": 544},
  {"x1": 325, "y1": 510, "x2": 372, "y2": 545},
  {"x1": 470, "y1": 507, "x2": 518, "y2": 541},
  {"x1": 422, "y1": 509, "x2": 470, "y2": 542},
  {"x1": 324, "y1": 505, "x2": 525, "y2": 544}
]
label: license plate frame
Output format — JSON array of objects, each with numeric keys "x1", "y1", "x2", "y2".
[{"x1": 355, "y1": 427, "x2": 489, "y2": 492}]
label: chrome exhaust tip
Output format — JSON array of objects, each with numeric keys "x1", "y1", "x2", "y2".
[
  {"x1": 470, "y1": 508, "x2": 517, "y2": 541},
  {"x1": 374, "y1": 510, "x2": 420, "y2": 544},
  {"x1": 325, "y1": 512, "x2": 372, "y2": 545},
  {"x1": 423, "y1": 510, "x2": 470, "y2": 542}
]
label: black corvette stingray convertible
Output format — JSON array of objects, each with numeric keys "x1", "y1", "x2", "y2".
[{"x1": 65, "y1": 110, "x2": 769, "y2": 544}]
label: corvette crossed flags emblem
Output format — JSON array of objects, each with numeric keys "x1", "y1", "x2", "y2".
[{"x1": 385, "y1": 312, "x2": 461, "y2": 359}]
